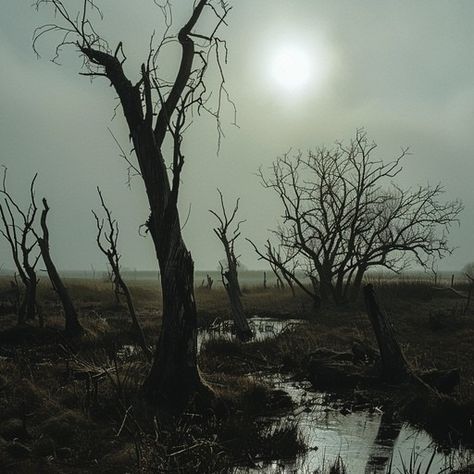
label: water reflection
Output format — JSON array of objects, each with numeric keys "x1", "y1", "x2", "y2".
[
  {"x1": 198, "y1": 318, "x2": 472, "y2": 473},
  {"x1": 365, "y1": 412, "x2": 402, "y2": 473},
  {"x1": 198, "y1": 316, "x2": 304, "y2": 350},
  {"x1": 233, "y1": 374, "x2": 471, "y2": 473}
]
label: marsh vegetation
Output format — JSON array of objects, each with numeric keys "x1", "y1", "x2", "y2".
[{"x1": 0, "y1": 275, "x2": 473, "y2": 472}]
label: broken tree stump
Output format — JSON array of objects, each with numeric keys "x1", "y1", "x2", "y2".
[{"x1": 363, "y1": 284, "x2": 411, "y2": 383}]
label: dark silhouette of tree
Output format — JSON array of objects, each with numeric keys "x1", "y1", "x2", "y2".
[
  {"x1": 0, "y1": 169, "x2": 41, "y2": 325},
  {"x1": 210, "y1": 190, "x2": 252, "y2": 341},
  {"x1": 364, "y1": 284, "x2": 410, "y2": 382},
  {"x1": 255, "y1": 130, "x2": 463, "y2": 305},
  {"x1": 36, "y1": 198, "x2": 84, "y2": 337},
  {"x1": 92, "y1": 188, "x2": 151, "y2": 361},
  {"x1": 33, "y1": 0, "x2": 233, "y2": 408}
]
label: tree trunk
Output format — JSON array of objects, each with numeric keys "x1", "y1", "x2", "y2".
[
  {"x1": 142, "y1": 229, "x2": 203, "y2": 408},
  {"x1": 38, "y1": 239, "x2": 83, "y2": 336},
  {"x1": 37, "y1": 199, "x2": 83, "y2": 336},
  {"x1": 363, "y1": 284, "x2": 410, "y2": 382},
  {"x1": 24, "y1": 278, "x2": 38, "y2": 322},
  {"x1": 348, "y1": 267, "x2": 365, "y2": 303},
  {"x1": 334, "y1": 271, "x2": 346, "y2": 304},
  {"x1": 319, "y1": 277, "x2": 332, "y2": 304},
  {"x1": 222, "y1": 265, "x2": 253, "y2": 342}
]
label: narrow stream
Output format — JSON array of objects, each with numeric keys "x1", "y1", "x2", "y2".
[{"x1": 201, "y1": 317, "x2": 473, "y2": 474}]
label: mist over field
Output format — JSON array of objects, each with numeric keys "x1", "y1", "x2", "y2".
[
  {"x1": 1, "y1": 2, "x2": 474, "y2": 473},
  {"x1": 1, "y1": 1, "x2": 473, "y2": 272}
]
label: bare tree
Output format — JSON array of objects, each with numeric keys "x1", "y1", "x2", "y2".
[
  {"x1": 210, "y1": 190, "x2": 252, "y2": 341},
  {"x1": 256, "y1": 130, "x2": 463, "y2": 305},
  {"x1": 205, "y1": 274, "x2": 214, "y2": 290},
  {"x1": 92, "y1": 188, "x2": 152, "y2": 361},
  {"x1": 0, "y1": 169, "x2": 41, "y2": 325},
  {"x1": 36, "y1": 198, "x2": 84, "y2": 336},
  {"x1": 34, "y1": 1, "x2": 233, "y2": 407}
]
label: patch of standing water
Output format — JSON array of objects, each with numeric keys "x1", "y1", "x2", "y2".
[
  {"x1": 198, "y1": 316, "x2": 305, "y2": 351},
  {"x1": 200, "y1": 317, "x2": 473, "y2": 473},
  {"x1": 234, "y1": 374, "x2": 472, "y2": 473}
]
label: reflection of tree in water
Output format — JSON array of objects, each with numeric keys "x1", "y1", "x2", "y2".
[{"x1": 365, "y1": 412, "x2": 402, "y2": 474}]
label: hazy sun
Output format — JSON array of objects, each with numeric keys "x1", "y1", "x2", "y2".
[{"x1": 270, "y1": 46, "x2": 313, "y2": 92}]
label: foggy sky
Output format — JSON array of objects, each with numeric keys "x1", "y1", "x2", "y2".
[{"x1": 1, "y1": 1, "x2": 473, "y2": 272}]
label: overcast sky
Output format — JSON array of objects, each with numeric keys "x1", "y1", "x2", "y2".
[{"x1": 0, "y1": 1, "x2": 473, "y2": 272}]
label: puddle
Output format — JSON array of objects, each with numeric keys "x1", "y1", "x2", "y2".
[
  {"x1": 198, "y1": 316, "x2": 305, "y2": 350},
  {"x1": 233, "y1": 374, "x2": 472, "y2": 473},
  {"x1": 199, "y1": 317, "x2": 473, "y2": 473},
  {"x1": 119, "y1": 318, "x2": 473, "y2": 472}
]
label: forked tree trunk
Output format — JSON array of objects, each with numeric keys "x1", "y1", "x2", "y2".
[
  {"x1": 363, "y1": 284, "x2": 410, "y2": 382},
  {"x1": 210, "y1": 190, "x2": 252, "y2": 342},
  {"x1": 37, "y1": 199, "x2": 83, "y2": 336},
  {"x1": 77, "y1": 0, "x2": 222, "y2": 410}
]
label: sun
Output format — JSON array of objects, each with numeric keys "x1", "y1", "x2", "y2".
[{"x1": 270, "y1": 45, "x2": 313, "y2": 92}]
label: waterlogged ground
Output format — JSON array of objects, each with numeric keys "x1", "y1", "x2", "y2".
[
  {"x1": 235, "y1": 374, "x2": 472, "y2": 473},
  {"x1": 202, "y1": 317, "x2": 473, "y2": 474},
  {"x1": 198, "y1": 316, "x2": 305, "y2": 350}
]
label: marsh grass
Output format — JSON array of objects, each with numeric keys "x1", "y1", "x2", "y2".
[
  {"x1": 1, "y1": 276, "x2": 474, "y2": 471},
  {"x1": 0, "y1": 327, "x2": 302, "y2": 472}
]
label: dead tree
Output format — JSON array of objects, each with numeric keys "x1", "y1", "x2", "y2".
[
  {"x1": 206, "y1": 274, "x2": 214, "y2": 290},
  {"x1": 363, "y1": 284, "x2": 410, "y2": 382},
  {"x1": 34, "y1": 0, "x2": 233, "y2": 408},
  {"x1": 257, "y1": 130, "x2": 463, "y2": 305},
  {"x1": 92, "y1": 188, "x2": 152, "y2": 361},
  {"x1": 0, "y1": 169, "x2": 41, "y2": 325},
  {"x1": 36, "y1": 198, "x2": 83, "y2": 336},
  {"x1": 210, "y1": 190, "x2": 252, "y2": 341}
]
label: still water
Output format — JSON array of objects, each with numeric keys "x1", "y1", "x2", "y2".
[{"x1": 202, "y1": 317, "x2": 472, "y2": 474}]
